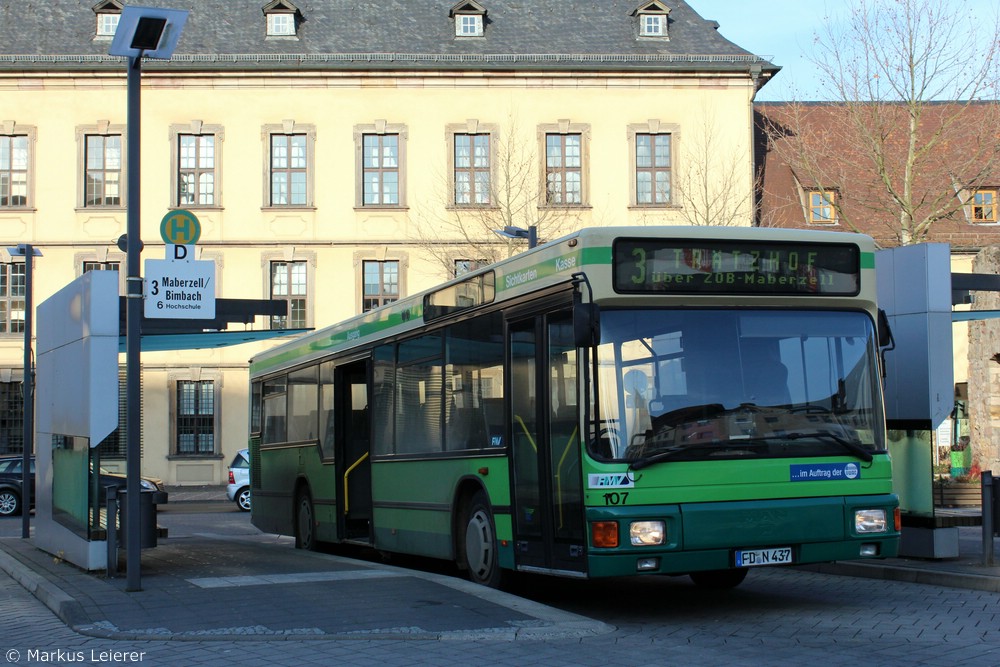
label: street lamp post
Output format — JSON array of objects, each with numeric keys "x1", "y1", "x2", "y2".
[
  {"x1": 109, "y1": 5, "x2": 187, "y2": 592},
  {"x1": 7, "y1": 244, "x2": 41, "y2": 540},
  {"x1": 494, "y1": 225, "x2": 538, "y2": 249}
]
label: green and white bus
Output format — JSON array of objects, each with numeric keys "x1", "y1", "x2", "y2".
[{"x1": 248, "y1": 226, "x2": 899, "y2": 588}]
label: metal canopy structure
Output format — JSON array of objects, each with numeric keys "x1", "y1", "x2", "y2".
[{"x1": 116, "y1": 297, "x2": 303, "y2": 351}]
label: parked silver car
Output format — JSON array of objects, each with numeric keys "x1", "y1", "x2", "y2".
[{"x1": 226, "y1": 449, "x2": 251, "y2": 512}]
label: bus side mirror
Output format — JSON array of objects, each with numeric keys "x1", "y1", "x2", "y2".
[
  {"x1": 574, "y1": 302, "x2": 600, "y2": 348},
  {"x1": 877, "y1": 309, "x2": 895, "y2": 349}
]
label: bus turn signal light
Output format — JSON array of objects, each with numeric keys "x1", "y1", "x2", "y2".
[{"x1": 592, "y1": 521, "x2": 619, "y2": 548}]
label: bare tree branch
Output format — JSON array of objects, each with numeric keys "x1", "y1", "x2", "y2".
[
  {"x1": 410, "y1": 114, "x2": 584, "y2": 276},
  {"x1": 766, "y1": 0, "x2": 1000, "y2": 246}
]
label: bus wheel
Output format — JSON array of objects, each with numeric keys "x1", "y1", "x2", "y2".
[
  {"x1": 461, "y1": 490, "x2": 501, "y2": 588},
  {"x1": 689, "y1": 569, "x2": 748, "y2": 589},
  {"x1": 295, "y1": 492, "x2": 317, "y2": 551}
]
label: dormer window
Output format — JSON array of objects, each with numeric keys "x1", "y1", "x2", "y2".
[
  {"x1": 450, "y1": 1, "x2": 487, "y2": 38},
  {"x1": 92, "y1": 0, "x2": 123, "y2": 39},
  {"x1": 457, "y1": 14, "x2": 483, "y2": 37},
  {"x1": 632, "y1": 1, "x2": 670, "y2": 39},
  {"x1": 641, "y1": 14, "x2": 665, "y2": 37},
  {"x1": 263, "y1": 0, "x2": 300, "y2": 37}
]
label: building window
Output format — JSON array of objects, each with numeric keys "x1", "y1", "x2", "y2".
[
  {"x1": 179, "y1": 134, "x2": 216, "y2": 206},
  {"x1": 97, "y1": 12, "x2": 120, "y2": 36},
  {"x1": 363, "y1": 260, "x2": 399, "y2": 312},
  {"x1": 93, "y1": 0, "x2": 122, "y2": 38},
  {"x1": 454, "y1": 134, "x2": 491, "y2": 205},
  {"x1": 267, "y1": 13, "x2": 295, "y2": 35},
  {"x1": 0, "y1": 135, "x2": 28, "y2": 208},
  {"x1": 640, "y1": 15, "x2": 665, "y2": 36},
  {"x1": 451, "y1": 1, "x2": 486, "y2": 37},
  {"x1": 972, "y1": 189, "x2": 998, "y2": 224},
  {"x1": 96, "y1": 367, "x2": 128, "y2": 460},
  {"x1": 363, "y1": 134, "x2": 400, "y2": 206},
  {"x1": 270, "y1": 134, "x2": 307, "y2": 206},
  {"x1": 635, "y1": 133, "x2": 672, "y2": 205},
  {"x1": 270, "y1": 261, "x2": 307, "y2": 329},
  {"x1": 455, "y1": 259, "x2": 485, "y2": 277},
  {"x1": 263, "y1": 0, "x2": 299, "y2": 37},
  {"x1": 0, "y1": 380, "x2": 23, "y2": 455},
  {"x1": 545, "y1": 134, "x2": 583, "y2": 205},
  {"x1": 262, "y1": 122, "x2": 315, "y2": 208},
  {"x1": 169, "y1": 123, "x2": 223, "y2": 209},
  {"x1": 0, "y1": 262, "x2": 25, "y2": 334},
  {"x1": 83, "y1": 260, "x2": 120, "y2": 274},
  {"x1": 457, "y1": 15, "x2": 483, "y2": 36},
  {"x1": 176, "y1": 380, "x2": 215, "y2": 455},
  {"x1": 354, "y1": 122, "x2": 407, "y2": 208},
  {"x1": 807, "y1": 190, "x2": 837, "y2": 224},
  {"x1": 633, "y1": 1, "x2": 670, "y2": 38},
  {"x1": 85, "y1": 134, "x2": 122, "y2": 207}
]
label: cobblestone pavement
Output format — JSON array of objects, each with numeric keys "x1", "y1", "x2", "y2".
[
  {"x1": 1, "y1": 496, "x2": 998, "y2": 667},
  {"x1": 2, "y1": 539, "x2": 999, "y2": 666}
]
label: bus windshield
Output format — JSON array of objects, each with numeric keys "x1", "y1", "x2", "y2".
[{"x1": 590, "y1": 309, "x2": 885, "y2": 465}]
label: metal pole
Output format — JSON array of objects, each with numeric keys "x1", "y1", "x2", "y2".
[
  {"x1": 125, "y1": 55, "x2": 143, "y2": 592},
  {"x1": 983, "y1": 470, "x2": 995, "y2": 567},
  {"x1": 106, "y1": 486, "x2": 118, "y2": 577},
  {"x1": 21, "y1": 244, "x2": 33, "y2": 539}
]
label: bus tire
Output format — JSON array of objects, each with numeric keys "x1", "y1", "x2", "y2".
[
  {"x1": 295, "y1": 491, "x2": 317, "y2": 551},
  {"x1": 460, "y1": 490, "x2": 502, "y2": 588},
  {"x1": 689, "y1": 568, "x2": 748, "y2": 589}
]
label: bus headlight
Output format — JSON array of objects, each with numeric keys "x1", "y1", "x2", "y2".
[
  {"x1": 629, "y1": 520, "x2": 665, "y2": 546},
  {"x1": 855, "y1": 509, "x2": 888, "y2": 534}
]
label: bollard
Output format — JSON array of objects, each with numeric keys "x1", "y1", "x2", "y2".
[
  {"x1": 994, "y1": 472, "x2": 1000, "y2": 539},
  {"x1": 106, "y1": 486, "x2": 118, "y2": 577}
]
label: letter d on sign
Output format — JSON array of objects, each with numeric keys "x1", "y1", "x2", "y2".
[{"x1": 168, "y1": 244, "x2": 194, "y2": 261}]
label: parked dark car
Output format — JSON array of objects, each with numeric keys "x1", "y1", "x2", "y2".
[{"x1": 0, "y1": 456, "x2": 167, "y2": 517}]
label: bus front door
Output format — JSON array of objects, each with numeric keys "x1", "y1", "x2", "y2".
[{"x1": 508, "y1": 311, "x2": 586, "y2": 576}]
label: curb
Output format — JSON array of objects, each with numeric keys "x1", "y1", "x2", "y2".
[
  {"x1": 0, "y1": 537, "x2": 614, "y2": 642},
  {"x1": 0, "y1": 544, "x2": 91, "y2": 630},
  {"x1": 799, "y1": 561, "x2": 1000, "y2": 594}
]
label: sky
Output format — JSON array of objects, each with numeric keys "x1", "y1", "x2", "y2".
[{"x1": 687, "y1": 0, "x2": 999, "y2": 102}]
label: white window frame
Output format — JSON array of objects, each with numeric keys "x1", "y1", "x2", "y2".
[
  {"x1": 267, "y1": 13, "x2": 296, "y2": 36},
  {"x1": 640, "y1": 14, "x2": 664, "y2": 37},
  {"x1": 456, "y1": 14, "x2": 483, "y2": 37}
]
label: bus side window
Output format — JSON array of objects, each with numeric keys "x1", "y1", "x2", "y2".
[
  {"x1": 261, "y1": 377, "x2": 287, "y2": 444},
  {"x1": 319, "y1": 361, "x2": 335, "y2": 459}
]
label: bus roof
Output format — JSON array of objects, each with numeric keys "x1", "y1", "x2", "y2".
[{"x1": 249, "y1": 226, "x2": 876, "y2": 377}]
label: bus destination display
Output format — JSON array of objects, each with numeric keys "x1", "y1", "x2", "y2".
[{"x1": 614, "y1": 239, "x2": 860, "y2": 296}]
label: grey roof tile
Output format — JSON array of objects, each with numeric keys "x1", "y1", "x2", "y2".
[{"x1": 0, "y1": 1, "x2": 777, "y2": 74}]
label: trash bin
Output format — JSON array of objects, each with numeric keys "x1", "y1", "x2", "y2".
[{"x1": 117, "y1": 489, "x2": 158, "y2": 549}]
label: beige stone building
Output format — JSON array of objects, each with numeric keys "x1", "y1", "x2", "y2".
[{"x1": 0, "y1": 0, "x2": 774, "y2": 485}]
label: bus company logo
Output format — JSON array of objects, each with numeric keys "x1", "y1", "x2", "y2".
[
  {"x1": 346, "y1": 330, "x2": 360, "y2": 341},
  {"x1": 588, "y1": 473, "x2": 635, "y2": 489},
  {"x1": 844, "y1": 463, "x2": 859, "y2": 479}
]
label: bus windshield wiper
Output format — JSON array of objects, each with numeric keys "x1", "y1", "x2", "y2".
[
  {"x1": 628, "y1": 439, "x2": 767, "y2": 470},
  {"x1": 783, "y1": 431, "x2": 874, "y2": 463}
]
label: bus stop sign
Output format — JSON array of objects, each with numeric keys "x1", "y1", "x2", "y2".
[{"x1": 160, "y1": 209, "x2": 201, "y2": 245}]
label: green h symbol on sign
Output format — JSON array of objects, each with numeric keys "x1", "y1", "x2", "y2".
[{"x1": 160, "y1": 209, "x2": 201, "y2": 245}]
